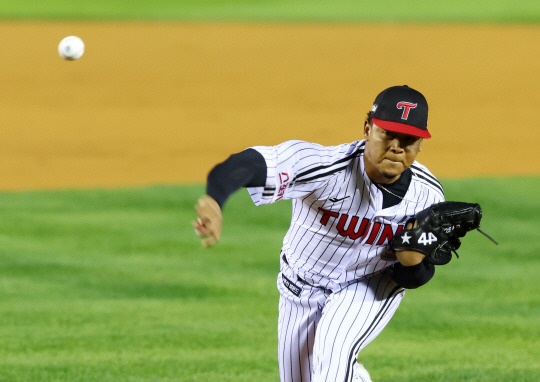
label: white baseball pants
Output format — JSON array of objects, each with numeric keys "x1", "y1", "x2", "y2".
[{"x1": 277, "y1": 259, "x2": 404, "y2": 382}]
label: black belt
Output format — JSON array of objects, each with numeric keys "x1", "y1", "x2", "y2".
[{"x1": 281, "y1": 253, "x2": 330, "y2": 293}]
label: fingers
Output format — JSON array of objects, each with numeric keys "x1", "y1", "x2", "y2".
[
  {"x1": 202, "y1": 234, "x2": 218, "y2": 248},
  {"x1": 405, "y1": 219, "x2": 418, "y2": 230},
  {"x1": 193, "y1": 195, "x2": 223, "y2": 247},
  {"x1": 192, "y1": 219, "x2": 205, "y2": 237},
  {"x1": 193, "y1": 218, "x2": 219, "y2": 247},
  {"x1": 192, "y1": 219, "x2": 219, "y2": 247}
]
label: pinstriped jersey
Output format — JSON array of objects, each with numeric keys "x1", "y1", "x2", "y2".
[{"x1": 247, "y1": 140, "x2": 445, "y2": 287}]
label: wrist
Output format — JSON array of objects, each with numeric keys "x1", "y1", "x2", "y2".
[{"x1": 391, "y1": 261, "x2": 435, "y2": 289}]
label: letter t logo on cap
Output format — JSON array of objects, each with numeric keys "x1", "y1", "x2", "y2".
[{"x1": 396, "y1": 102, "x2": 417, "y2": 120}]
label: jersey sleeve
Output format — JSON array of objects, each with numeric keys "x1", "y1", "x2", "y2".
[{"x1": 246, "y1": 140, "x2": 353, "y2": 206}]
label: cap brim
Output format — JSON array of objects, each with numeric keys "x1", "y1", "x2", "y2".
[{"x1": 372, "y1": 118, "x2": 431, "y2": 139}]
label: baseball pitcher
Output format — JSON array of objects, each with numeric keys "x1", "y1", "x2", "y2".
[{"x1": 193, "y1": 85, "x2": 488, "y2": 381}]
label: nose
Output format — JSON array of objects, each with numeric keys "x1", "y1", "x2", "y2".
[{"x1": 388, "y1": 138, "x2": 404, "y2": 152}]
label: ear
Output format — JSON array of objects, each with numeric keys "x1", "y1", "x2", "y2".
[
  {"x1": 363, "y1": 120, "x2": 371, "y2": 139},
  {"x1": 418, "y1": 139, "x2": 423, "y2": 152}
]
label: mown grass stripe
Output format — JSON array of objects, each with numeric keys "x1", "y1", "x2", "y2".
[{"x1": 0, "y1": 0, "x2": 539, "y2": 22}]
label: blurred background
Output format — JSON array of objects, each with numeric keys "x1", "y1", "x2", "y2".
[{"x1": 0, "y1": 1, "x2": 539, "y2": 189}]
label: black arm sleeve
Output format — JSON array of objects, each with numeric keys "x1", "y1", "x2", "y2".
[
  {"x1": 206, "y1": 148, "x2": 267, "y2": 208},
  {"x1": 391, "y1": 261, "x2": 435, "y2": 289}
]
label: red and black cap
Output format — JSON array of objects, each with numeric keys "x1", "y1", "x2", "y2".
[{"x1": 370, "y1": 85, "x2": 430, "y2": 138}]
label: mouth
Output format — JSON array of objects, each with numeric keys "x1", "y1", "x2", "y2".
[{"x1": 383, "y1": 157, "x2": 403, "y2": 164}]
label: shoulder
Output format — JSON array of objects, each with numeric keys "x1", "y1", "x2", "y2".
[
  {"x1": 251, "y1": 140, "x2": 365, "y2": 186},
  {"x1": 292, "y1": 140, "x2": 365, "y2": 182},
  {"x1": 250, "y1": 139, "x2": 365, "y2": 163},
  {"x1": 409, "y1": 161, "x2": 445, "y2": 199},
  {"x1": 302, "y1": 139, "x2": 365, "y2": 161}
]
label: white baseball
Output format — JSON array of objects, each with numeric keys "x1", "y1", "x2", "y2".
[{"x1": 58, "y1": 36, "x2": 85, "y2": 61}]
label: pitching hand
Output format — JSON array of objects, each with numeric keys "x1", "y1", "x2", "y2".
[{"x1": 193, "y1": 195, "x2": 222, "y2": 247}]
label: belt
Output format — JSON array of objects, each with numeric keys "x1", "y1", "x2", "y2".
[{"x1": 281, "y1": 253, "x2": 331, "y2": 293}]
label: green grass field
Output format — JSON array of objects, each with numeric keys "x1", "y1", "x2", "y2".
[
  {"x1": 0, "y1": 178, "x2": 539, "y2": 381},
  {"x1": 1, "y1": 0, "x2": 540, "y2": 22}
]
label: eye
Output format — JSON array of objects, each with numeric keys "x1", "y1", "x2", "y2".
[{"x1": 404, "y1": 137, "x2": 420, "y2": 147}]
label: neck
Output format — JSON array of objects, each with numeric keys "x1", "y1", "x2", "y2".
[{"x1": 372, "y1": 173, "x2": 400, "y2": 185}]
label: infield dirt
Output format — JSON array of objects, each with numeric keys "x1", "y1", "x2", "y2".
[{"x1": 1, "y1": 22, "x2": 538, "y2": 190}]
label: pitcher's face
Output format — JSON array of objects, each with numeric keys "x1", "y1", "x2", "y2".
[{"x1": 363, "y1": 122, "x2": 423, "y2": 184}]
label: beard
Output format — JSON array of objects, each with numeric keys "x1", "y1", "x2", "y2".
[{"x1": 382, "y1": 171, "x2": 399, "y2": 180}]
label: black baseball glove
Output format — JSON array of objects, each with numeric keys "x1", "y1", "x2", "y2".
[{"x1": 390, "y1": 201, "x2": 493, "y2": 265}]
